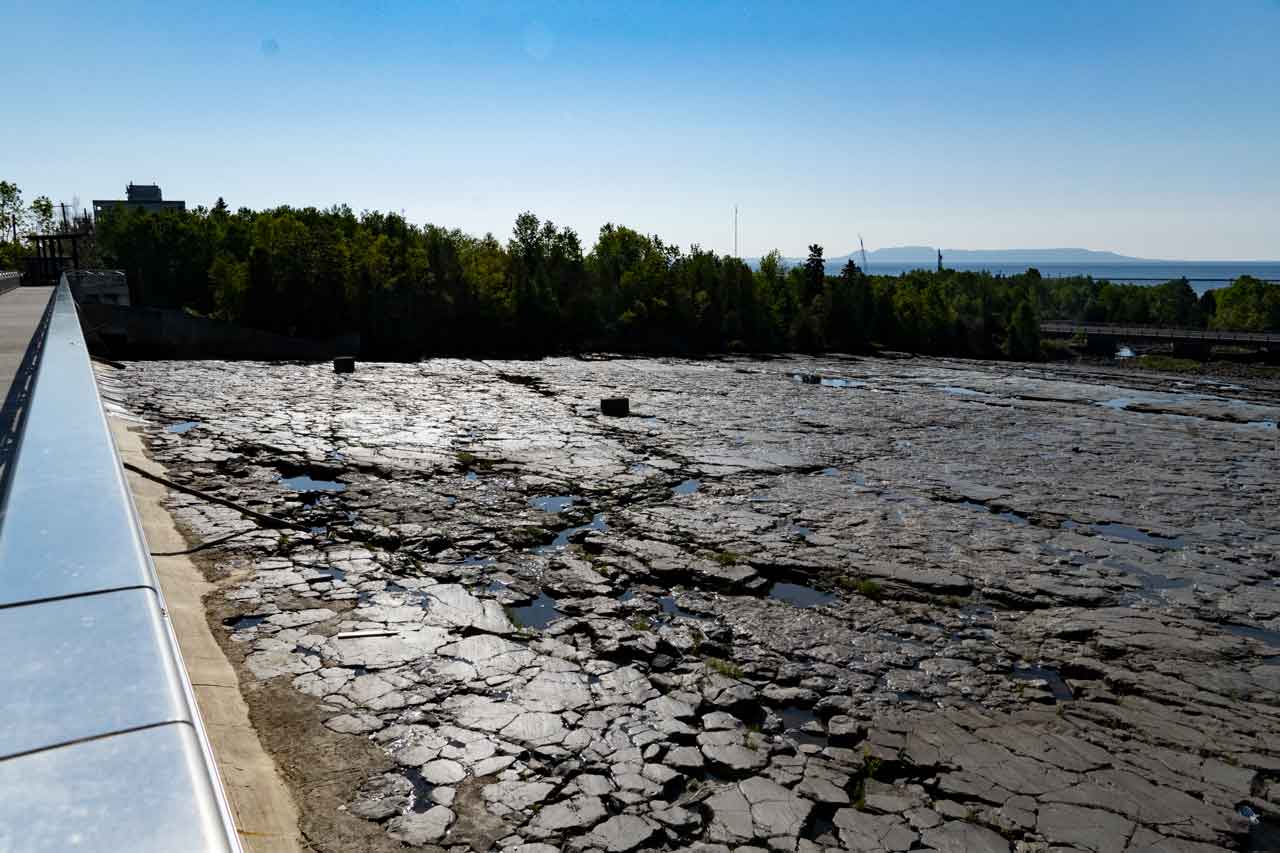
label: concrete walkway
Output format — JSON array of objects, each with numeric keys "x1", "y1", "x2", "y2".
[
  {"x1": 111, "y1": 416, "x2": 309, "y2": 853},
  {"x1": 0, "y1": 286, "x2": 53, "y2": 486},
  {"x1": 0, "y1": 286, "x2": 53, "y2": 399}
]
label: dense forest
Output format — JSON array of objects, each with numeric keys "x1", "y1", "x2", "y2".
[{"x1": 3, "y1": 184, "x2": 1278, "y2": 360}]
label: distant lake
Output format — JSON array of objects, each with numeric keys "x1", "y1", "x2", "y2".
[{"x1": 856, "y1": 261, "x2": 1280, "y2": 294}]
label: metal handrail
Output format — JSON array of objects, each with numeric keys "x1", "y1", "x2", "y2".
[
  {"x1": 0, "y1": 271, "x2": 19, "y2": 296},
  {"x1": 1040, "y1": 321, "x2": 1280, "y2": 344},
  {"x1": 0, "y1": 280, "x2": 242, "y2": 851}
]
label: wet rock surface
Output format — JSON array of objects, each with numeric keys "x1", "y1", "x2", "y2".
[{"x1": 107, "y1": 355, "x2": 1280, "y2": 852}]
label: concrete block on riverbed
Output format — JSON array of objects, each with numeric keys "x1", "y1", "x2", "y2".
[{"x1": 600, "y1": 397, "x2": 629, "y2": 416}]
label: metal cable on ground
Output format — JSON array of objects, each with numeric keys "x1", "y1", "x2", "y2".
[
  {"x1": 148, "y1": 526, "x2": 262, "y2": 557},
  {"x1": 121, "y1": 461, "x2": 310, "y2": 531}
]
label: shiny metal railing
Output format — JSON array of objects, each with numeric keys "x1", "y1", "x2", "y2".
[
  {"x1": 0, "y1": 280, "x2": 242, "y2": 852},
  {"x1": 0, "y1": 271, "x2": 19, "y2": 295}
]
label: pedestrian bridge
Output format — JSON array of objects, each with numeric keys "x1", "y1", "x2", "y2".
[
  {"x1": 0, "y1": 280, "x2": 241, "y2": 851},
  {"x1": 1040, "y1": 320, "x2": 1280, "y2": 357}
]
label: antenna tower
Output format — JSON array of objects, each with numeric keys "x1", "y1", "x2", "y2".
[{"x1": 858, "y1": 234, "x2": 868, "y2": 271}]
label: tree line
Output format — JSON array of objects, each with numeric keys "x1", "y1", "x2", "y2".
[
  {"x1": 88, "y1": 202, "x2": 1050, "y2": 359},
  {"x1": 2, "y1": 182, "x2": 1276, "y2": 359},
  {"x1": 1032, "y1": 273, "x2": 1280, "y2": 333}
]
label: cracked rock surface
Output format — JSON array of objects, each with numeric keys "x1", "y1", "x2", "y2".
[{"x1": 103, "y1": 355, "x2": 1280, "y2": 852}]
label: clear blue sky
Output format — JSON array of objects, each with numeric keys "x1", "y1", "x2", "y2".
[{"x1": 3, "y1": 0, "x2": 1278, "y2": 259}]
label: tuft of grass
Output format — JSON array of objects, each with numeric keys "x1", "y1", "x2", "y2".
[
  {"x1": 833, "y1": 574, "x2": 884, "y2": 601},
  {"x1": 629, "y1": 617, "x2": 652, "y2": 633},
  {"x1": 855, "y1": 578, "x2": 883, "y2": 601},
  {"x1": 705, "y1": 657, "x2": 744, "y2": 679},
  {"x1": 455, "y1": 450, "x2": 477, "y2": 467},
  {"x1": 713, "y1": 550, "x2": 738, "y2": 566}
]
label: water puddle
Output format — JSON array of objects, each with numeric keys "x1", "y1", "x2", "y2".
[
  {"x1": 465, "y1": 471, "x2": 479, "y2": 481},
  {"x1": 767, "y1": 581, "x2": 836, "y2": 608},
  {"x1": 1092, "y1": 523, "x2": 1184, "y2": 550},
  {"x1": 1099, "y1": 398, "x2": 1131, "y2": 410},
  {"x1": 777, "y1": 705, "x2": 827, "y2": 747},
  {"x1": 659, "y1": 594, "x2": 713, "y2": 621},
  {"x1": 938, "y1": 386, "x2": 983, "y2": 396},
  {"x1": 403, "y1": 767, "x2": 434, "y2": 814},
  {"x1": 280, "y1": 474, "x2": 347, "y2": 493},
  {"x1": 820, "y1": 377, "x2": 865, "y2": 389},
  {"x1": 1224, "y1": 623, "x2": 1280, "y2": 649},
  {"x1": 166, "y1": 420, "x2": 201, "y2": 434},
  {"x1": 1116, "y1": 346, "x2": 1135, "y2": 359},
  {"x1": 508, "y1": 592, "x2": 560, "y2": 629},
  {"x1": 530, "y1": 495, "x2": 576, "y2": 513},
  {"x1": 222, "y1": 614, "x2": 268, "y2": 631},
  {"x1": 532, "y1": 513, "x2": 608, "y2": 554},
  {"x1": 957, "y1": 500, "x2": 1030, "y2": 526},
  {"x1": 461, "y1": 555, "x2": 496, "y2": 566},
  {"x1": 1011, "y1": 664, "x2": 1073, "y2": 701},
  {"x1": 673, "y1": 479, "x2": 701, "y2": 496}
]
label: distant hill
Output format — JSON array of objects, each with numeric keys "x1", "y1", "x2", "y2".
[{"x1": 746, "y1": 246, "x2": 1148, "y2": 271}]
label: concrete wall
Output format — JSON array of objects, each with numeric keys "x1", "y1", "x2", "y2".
[
  {"x1": 0, "y1": 272, "x2": 20, "y2": 296},
  {"x1": 78, "y1": 301, "x2": 358, "y2": 361}
]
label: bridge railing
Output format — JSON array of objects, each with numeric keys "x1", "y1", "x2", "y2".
[
  {"x1": 1040, "y1": 321, "x2": 1280, "y2": 345},
  {"x1": 0, "y1": 280, "x2": 242, "y2": 851},
  {"x1": 0, "y1": 271, "x2": 19, "y2": 296}
]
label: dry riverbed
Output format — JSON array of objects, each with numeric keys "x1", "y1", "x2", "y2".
[{"x1": 102, "y1": 354, "x2": 1280, "y2": 853}]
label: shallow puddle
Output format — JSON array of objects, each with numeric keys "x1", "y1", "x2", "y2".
[
  {"x1": 1224, "y1": 623, "x2": 1280, "y2": 649},
  {"x1": 659, "y1": 594, "x2": 713, "y2": 621},
  {"x1": 777, "y1": 705, "x2": 828, "y2": 747},
  {"x1": 958, "y1": 500, "x2": 1030, "y2": 526},
  {"x1": 222, "y1": 614, "x2": 268, "y2": 631},
  {"x1": 530, "y1": 495, "x2": 576, "y2": 513},
  {"x1": 280, "y1": 474, "x2": 347, "y2": 493},
  {"x1": 509, "y1": 592, "x2": 560, "y2": 629},
  {"x1": 1093, "y1": 522, "x2": 1184, "y2": 550},
  {"x1": 1011, "y1": 664, "x2": 1073, "y2": 701},
  {"x1": 166, "y1": 420, "x2": 201, "y2": 434},
  {"x1": 533, "y1": 512, "x2": 608, "y2": 554},
  {"x1": 768, "y1": 581, "x2": 836, "y2": 608},
  {"x1": 673, "y1": 479, "x2": 701, "y2": 496}
]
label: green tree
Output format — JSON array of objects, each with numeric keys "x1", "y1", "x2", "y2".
[
  {"x1": 30, "y1": 195, "x2": 54, "y2": 233},
  {"x1": 0, "y1": 180, "x2": 24, "y2": 241},
  {"x1": 1006, "y1": 297, "x2": 1040, "y2": 360}
]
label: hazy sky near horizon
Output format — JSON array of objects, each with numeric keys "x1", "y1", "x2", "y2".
[{"x1": 3, "y1": 0, "x2": 1278, "y2": 260}]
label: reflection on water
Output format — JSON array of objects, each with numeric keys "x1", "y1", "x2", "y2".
[
  {"x1": 530, "y1": 495, "x2": 576, "y2": 513},
  {"x1": 509, "y1": 592, "x2": 560, "y2": 629},
  {"x1": 280, "y1": 474, "x2": 346, "y2": 493},
  {"x1": 673, "y1": 479, "x2": 701, "y2": 496},
  {"x1": 768, "y1": 581, "x2": 835, "y2": 608}
]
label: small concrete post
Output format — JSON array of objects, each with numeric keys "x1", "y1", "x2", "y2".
[
  {"x1": 334, "y1": 356, "x2": 356, "y2": 374},
  {"x1": 600, "y1": 397, "x2": 629, "y2": 417}
]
